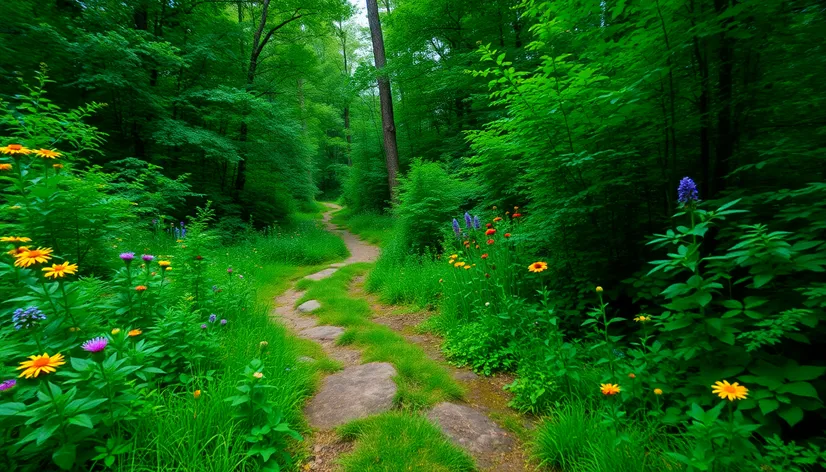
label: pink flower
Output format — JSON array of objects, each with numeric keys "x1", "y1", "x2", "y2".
[{"x1": 81, "y1": 337, "x2": 108, "y2": 353}]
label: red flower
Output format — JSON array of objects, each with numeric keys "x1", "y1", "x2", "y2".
[
  {"x1": 485, "y1": 229, "x2": 496, "y2": 236},
  {"x1": 481, "y1": 253, "x2": 488, "y2": 259},
  {"x1": 486, "y1": 239, "x2": 494, "y2": 245},
  {"x1": 486, "y1": 223, "x2": 492, "y2": 228},
  {"x1": 195, "y1": 255, "x2": 203, "y2": 261},
  {"x1": 512, "y1": 213, "x2": 522, "y2": 218},
  {"x1": 504, "y1": 233, "x2": 511, "y2": 238},
  {"x1": 485, "y1": 273, "x2": 491, "y2": 278}
]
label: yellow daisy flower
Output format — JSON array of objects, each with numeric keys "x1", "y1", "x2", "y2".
[
  {"x1": 600, "y1": 383, "x2": 621, "y2": 395},
  {"x1": 17, "y1": 353, "x2": 66, "y2": 378},
  {"x1": 0, "y1": 144, "x2": 32, "y2": 156},
  {"x1": 42, "y1": 261, "x2": 78, "y2": 279},
  {"x1": 34, "y1": 149, "x2": 61, "y2": 159},
  {"x1": 528, "y1": 261, "x2": 548, "y2": 273},
  {"x1": 711, "y1": 380, "x2": 748, "y2": 401},
  {"x1": 14, "y1": 247, "x2": 53, "y2": 267}
]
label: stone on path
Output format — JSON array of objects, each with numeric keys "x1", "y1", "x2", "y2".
[
  {"x1": 305, "y1": 362, "x2": 397, "y2": 429},
  {"x1": 297, "y1": 300, "x2": 321, "y2": 313},
  {"x1": 299, "y1": 326, "x2": 345, "y2": 342},
  {"x1": 427, "y1": 402, "x2": 514, "y2": 457},
  {"x1": 304, "y1": 268, "x2": 338, "y2": 281}
]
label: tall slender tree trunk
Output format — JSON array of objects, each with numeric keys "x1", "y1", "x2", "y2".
[{"x1": 366, "y1": 0, "x2": 400, "y2": 202}]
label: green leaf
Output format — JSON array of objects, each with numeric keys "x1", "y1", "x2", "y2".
[
  {"x1": 759, "y1": 399, "x2": 779, "y2": 415},
  {"x1": 0, "y1": 402, "x2": 26, "y2": 416},
  {"x1": 776, "y1": 382, "x2": 820, "y2": 399},
  {"x1": 786, "y1": 365, "x2": 826, "y2": 382},
  {"x1": 53, "y1": 443, "x2": 77, "y2": 470},
  {"x1": 778, "y1": 406, "x2": 804, "y2": 426},
  {"x1": 68, "y1": 414, "x2": 94, "y2": 429}
]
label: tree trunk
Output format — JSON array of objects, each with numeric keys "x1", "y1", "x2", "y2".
[
  {"x1": 344, "y1": 106, "x2": 352, "y2": 166},
  {"x1": 713, "y1": 0, "x2": 735, "y2": 197},
  {"x1": 366, "y1": 0, "x2": 400, "y2": 201}
]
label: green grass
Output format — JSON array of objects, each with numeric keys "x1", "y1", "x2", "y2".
[
  {"x1": 337, "y1": 412, "x2": 476, "y2": 472},
  {"x1": 365, "y1": 235, "x2": 443, "y2": 307},
  {"x1": 295, "y1": 264, "x2": 464, "y2": 409},
  {"x1": 330, "y1": 208, "x2": 395, "y2": 246}
]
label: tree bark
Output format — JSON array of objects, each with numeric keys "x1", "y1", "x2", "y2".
[{"x1": 366, "y1": 0, "x2": 400, "y2": 201}]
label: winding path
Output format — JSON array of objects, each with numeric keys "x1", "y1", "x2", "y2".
[{"x1": 270, "y1": 203, "x2": 532, "y2": 471}]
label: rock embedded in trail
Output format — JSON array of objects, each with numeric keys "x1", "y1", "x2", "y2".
[
  {"x1": 305, "y1": 362, "x2": 397, "y2": 429},
  {"x1": 427, "y1": 402, "x2": 515, "y2": 459},
  {"x1": 297, "y1": 300, "x2": 321, "y2": 313},
  {"x1": 304, "y1": 268, "x2": 338, "y2": 281},
  {"x1": 299, "y1": 326, "x2": 345, "y2": 342}
]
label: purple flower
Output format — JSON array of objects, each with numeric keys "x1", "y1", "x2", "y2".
[
  {"x1": 82, "y1": 337, "x2": 108, "y2": 353},
  {"x1": 142, "y1": 254, "x2": 154, "y2": 262},
  {"x1": 119, "y1": 252, "x2": 136, "y2": 264},
  {"x1": 209, "y1": 314, "x2": 217, "y2": 323},
  {"x1": 452, "y1": 219, "x2": 461, "y2": 238},
  {"x1": 220, "y1": 319, "x2": 227, "y2": 325},
  {"x1": 473, "y1": 215, "x2": 481, "y2": 230},
  {"x1": 464, "y1": 212, "x2": 472, "y2": 229},
  {"x1": 200, "y1": 324, "x2": 207, "y2": 329},
  {"x1": 211, "y1": 285, "x2": 219, "y2": 292},
  {"x1": 0, "y1": 379, "x2": 16, "y2": 391},
  {"x1": 677, "y1": 177, "x2": 699, "y2": 205},
  {"x1": 12, "y1": 307, "x2": 46, "y2": 331},
  {"x1": 227, "y1": 267, "x2": 233, "y2": 274}
]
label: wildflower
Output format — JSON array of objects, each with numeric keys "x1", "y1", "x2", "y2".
[
  {"x1": 201, "y1": 324, "x2": 207, "y2": 329},
  {"x1": 633, "y1": 315, "x2": 651, "y2": 323},
  {"x1": 209, "y1": 314, "x2": 217, "y2": 323},
  {"x1": 238, "y1": 274, "x2": 243, "y2": 279},
  {"x1": 504, "y1": 233, "x2": 511, "y2": 238},
  {"x1": 17, "y1": 353, "x2": 65, "y2": 378},
  {"x1": 111, "y1": 328, "x2": 121, "y2": 335},
  {"x1": 628, "y1": 373, "x2": 636, "y2": 379},
  {"x1": 165, "y1": 267, "x2": 172, "y2": 271},
  {"x1": 596, "y1": 286, "x2": 603, "y2": 293},
  {"x1": 654, "y1": 388, "x2": 663, "y2": 395},
  {"x1": 128, "y1": 329, "x2": 142, "y2": 337},
  {"x1": 119, "y1": 252, "x2": 135, "y2": 264},
  {"x1": 711, "y1": 380, "x2": 748, "y2": 401},
  {"x1": 493, "y1": 217, "x2": 502, "y2": 222},
  {"x1": 486, "y1": 223, "x2": 492, "y2": 229},
  {"x1": 481, "y1": 253, "x2": 488, "y2": 259},
  {"x1": 677, "y1": 177, "x2": 699, "y2": 205},
  {"x1": 253, "y1": 372, "x2": 264, "y2": 379},
  {"x1": 600, "y1": 383, "x2": 621, "y2": 395},
  {"x1": 512, "y1": 213, "x2": 522, "y2": 218},
  {"x1": 158, "y1": 260, "x2": 171, "y2": 268},
  {"x1": 528, "y1": 261, "x2": 548, "y2": 273},
  {"x1": 81, "y1": 337, "x2": 108, "y2": 353},
  {"x1": 34, "y1": 149, "x2": 61, "y2": 159},
  {"x1": 12, "y1": 307, "x2": 46, "y2": 330},
  {"x1": 485, "y1": 302, "x2": 490, "y2": 307},
  {"x1": 464, "y1": 265, "x2": 471, "y2": 270},
  {"x1": 14, "y1": 247, "x2": 53, "y2": 267},
  {"x1": 151, "y1": 272, "x2": 157, "y2": 276},
  {"x1": 454, "y1": 261, "x2": 466, "y2": 268},
  {"x1": 492, "y1": 205, "x2": 497, "y2": 210},
  {"x1": 0, "y1": 144, "x2": 32, "y2": 155},
  {"x1": 42, "y1": 261, "x2": 78, "y2": 279},
  {"x1": 438, "y1": 279, "x2": 443, "y2": 283},
  {"x1": 1, "y1": 236, "x2": 31, "y2": 242},
  {"x1": 227, "y1": 267, "x2": 233, "y2": 274},
  {"x1": 195, "y1": 255, "x2": 203, "y2": 261},
  {"x1": 473, "y1": 216, "x2": 481, "y2": 229},
  {"x1": 220, "y1": 319, "x2": 227, "y2": 325},
  {"x1": 193, "y1": 390, "x2": 201, "y2": 399},
  {"x1": 142, "y1": 254, "x2": 154, "y2": 262},
  {"x1": 486, "y1": 239, "x2": 494, "y2": 245},
  {"x1": 53, "y1": 164, "x2": 63, "y2": 169},
  {"x1": 135, "y1": 285, "x2": 147, "y2": 292},
  {"x1": 485, "y1": 228, "x2": 496, "y2": 236},
  {"x1": 464, "y1": 212, "x2": 473, "y2": 229},
  {"x1": 259, "y1": 341, "x2": 269, "y2": 350},
  {"x1": 0, "y1": 379, "x2": 16, "y2": 391},
  {"x1": 452, "y1": 219, "x2": 461, "y2": 237},
  {"x1": 0, "y1": 164, "x2": 12, "y2": 171}
]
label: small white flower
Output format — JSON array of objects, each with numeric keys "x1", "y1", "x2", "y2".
[{"x1": 485, "y1": 302, "x2": 490, "y2": 307}]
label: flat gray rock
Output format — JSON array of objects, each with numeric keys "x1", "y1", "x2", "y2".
[
  {"x1": 427, "y1": 402, "x2": 514, "y2": 456},
  {"x1": 305, "y1": 362, "x2": 397, "y2": 429},
  {"x1": 297, "y1": 300, "x2": 321, "y2": 313},
  {"x1": 299, "y1": 326, "x2": 345, "y2": 341},
  {"x1": 453, "y1": 371, "x2": 479, "y2": 382},
  {"x1": 304, "y1": 268, "x2": 338, "y2": 281}
]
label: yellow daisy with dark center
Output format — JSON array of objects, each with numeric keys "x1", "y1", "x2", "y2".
[
  {"x1": 711, "y1": 380, "x2": 748, "y2": 401},
  {"x1": 0, "y1": 144, "x2": 32, "y2": 156},
  {"x1": 34, "y1": 149, "x2": 62, "y2": 159},
  {"x1": 528, "y1": 261, "x2": 548, "y2": 273}
]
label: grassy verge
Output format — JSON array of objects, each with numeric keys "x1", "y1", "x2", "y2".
[
  {"x1": 329, "y1": 208, "x2": 394, "y2": 246},
  {"x1": 295, "y1": 264, "x2": 464, "y2": 409},
  {"x1": 365, "y1": 235, "x2": 443, "y2": 308},
  {"x1": 337, "y1": 412, "x2": 476, "y2": 472}
]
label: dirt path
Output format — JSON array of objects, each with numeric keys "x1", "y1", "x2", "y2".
[{"x1": 270, "y1": 204, "x2": 535, "y2": 471}]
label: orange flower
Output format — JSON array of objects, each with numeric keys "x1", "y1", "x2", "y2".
[
  {"x1": 135, "y1": 285, "x2": 147, "y2": 292},
  {"x1": 481, "y1": 253, "x2": 488, "y2": 259},
  {"x1": 485, "y1": 223, "x2": 492, "y2": 228},
  {"x1": 628, "y1": 373, "x2": 636, "y2": 379},
  {"x1": 512, "y1": 213, "x2": 522, "y2": 218},
  {"x1": 600, "y1": 383, "x2": 621, "y2": 395},
  {"x1": 14, "y1": 247, "x2": 53, "y2": 267},
  {"x1": 493, "y1": 217, "x2": 502, "y2": 222},
  {"x1": 0, "y1": 164, "x2": 12, "y2": 171},
  {"x1": 0, "y1": 144, "x2": 32, "y2": 155},
  {"x1": 193, "y1": 390, "x2": 202, "y2": 399},
  {"x1": 504, "y1": 233, "x2": 511, "y2": 238},
  {"x1": 485, "y1": 229, "x2": 496, "y2": 236},
  {"x1": 128, "y1": 329, "x2": 142, "y2": 337},
  {"x1": 34, "y1": 149, "x2": 61, "y2": 159},
  {"x1": 486, "y1": 239, "x2": 494, "y2": 245},
  {"x1": 528, "y1": 261, "x2": 548, "y2": 273}
]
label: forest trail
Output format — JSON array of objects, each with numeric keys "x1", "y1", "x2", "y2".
[{"x1": 270, "y1": 204, "x2": 534, "y2": 471}]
